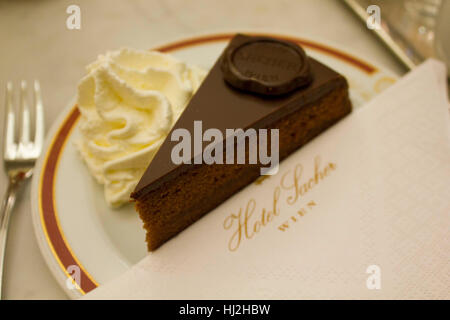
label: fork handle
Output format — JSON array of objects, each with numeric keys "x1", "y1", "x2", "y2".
[{"x1": 0, "y1": 175, "x2": 23, "y2": 300}]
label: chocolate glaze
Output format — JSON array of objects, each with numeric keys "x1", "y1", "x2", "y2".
[{"x1": 131, "y1": 34, "x2": 347, "y2": 199}]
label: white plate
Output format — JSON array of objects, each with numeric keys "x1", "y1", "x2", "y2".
[{"x1": 30, "y1": 32, "x2": 398, "y2": 298}]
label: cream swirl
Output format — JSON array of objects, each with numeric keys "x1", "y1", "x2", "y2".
[{"x1": 76, "y1": 48, "x2": 206, "y2": 207}]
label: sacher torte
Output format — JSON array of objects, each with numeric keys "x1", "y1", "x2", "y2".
[{"x1": 131, "y1": 34, "x2": 352, "y2": 251}]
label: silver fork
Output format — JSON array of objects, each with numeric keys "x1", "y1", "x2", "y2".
[{"x1": 0, "y1": 80, "x2": 44, "y2": 300}]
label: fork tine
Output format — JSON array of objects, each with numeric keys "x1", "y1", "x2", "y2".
[
  {"x1": 3, "y1": 82, "x2": 16, "y2": 159},
  {"x1": 33, "y1": 80, "x2": 44, "y2": 156},
  {"x1": 19, "y1": 80, "x2": 31, "y2": 146}
]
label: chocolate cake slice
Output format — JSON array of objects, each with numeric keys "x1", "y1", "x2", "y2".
[{"x1": 131, "y1": 34, "x2": 352, "y2": 251}]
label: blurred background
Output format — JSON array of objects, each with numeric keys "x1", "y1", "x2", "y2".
[
  {"x1": 345, "y1": 0, "x2": 449, "y2": 71},
  {"x1": 0, "y1": 0, "x2": 448, "y2": 299}
]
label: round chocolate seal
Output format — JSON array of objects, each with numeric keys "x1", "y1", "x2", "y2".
[{"x1": 221, "y1": 37, "x2": 312, "y2": 96}]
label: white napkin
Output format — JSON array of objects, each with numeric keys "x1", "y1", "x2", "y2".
[{"x1": 84, "y1": 59, "x2": 450, "y2": 300}]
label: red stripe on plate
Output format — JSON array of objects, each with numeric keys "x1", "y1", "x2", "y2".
[
  {"x1": 41, "y1": 107, "x2": 97, "y2": 294},
  {"x1": 156, "y1": 33, "x2": 377, "y2": 74}
]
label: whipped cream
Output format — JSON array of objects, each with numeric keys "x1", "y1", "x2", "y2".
[{"x1": 76, "y1": 48, "x2": 206, "y2": 207}]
